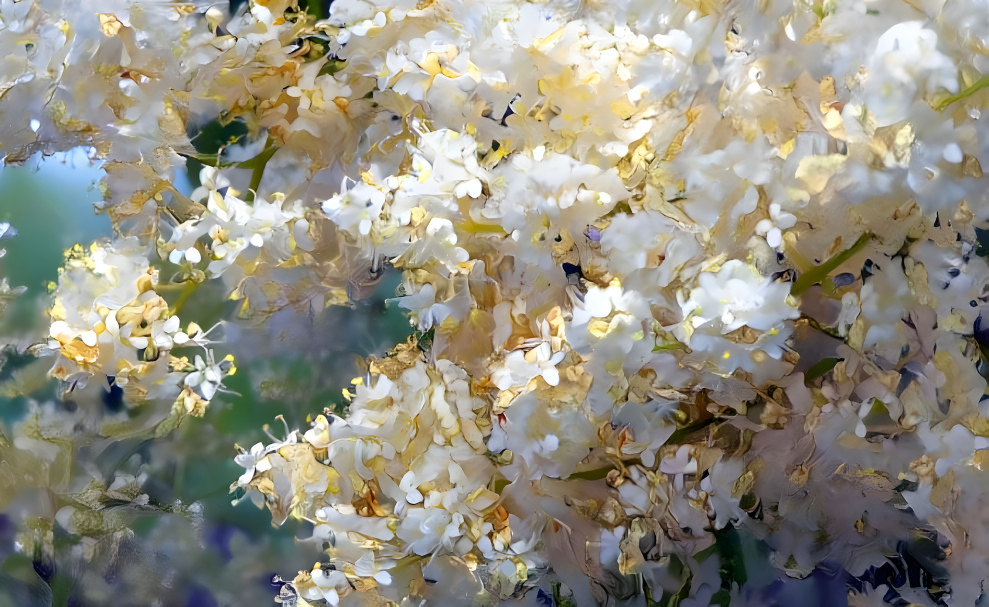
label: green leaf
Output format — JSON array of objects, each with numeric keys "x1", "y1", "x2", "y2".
[
  {"x1": 667, "y1": 417, "x2": 719, "y2": 445},
  {"x1": 976, "y1": 227, "x2": 989, "y2": 259},
  {"x1": 318, "y1": 59, "x2": 346, "y2": 78},
  {"x1": 299, "y1": 0, "x2": 328, "y2": 19},
  {"x1": 663, "y1": 564, "x2": 692, "y2": 607},
  {"x1": 188, "y1": 116, "x2": 249, "y2": 158},
  {"x1": 414, "y1": 327, "x2": 435, "y2": 352},
  {"x1": 552, "y1": 582, "x2": 578, "y2": 607},
  {"x1": 652, "y1": 342, "x2": 686, "y2": 353},
  {"x1": 904, "y1": 535, "x2": 950, "y2": 585},
  {"x1": 693, "y1": 528, "x2": 747, "y2": 606},
  {"x1": 713, "y1": 527, "x2": 747, "y2": 589},
  {"x1": 804, "y1": 357, "x2": 842, "y2": 382},
  {"x1": 565, "y1": 466, "x2": 614, "y2": 481}
]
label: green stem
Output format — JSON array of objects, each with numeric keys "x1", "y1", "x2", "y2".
[
  {"x1": 790, "y1": 232, "x2": 872, "y2": 297},
  {"x1": 178, "y1": 140, "x2": 279, "y2": 174},
  {"x1": 803, "y1": 316, "x2": 842, "y2": 339},
  {"x1": 171, "y1": 282, "x2": 197, "y2": 316},
  {"x1": 181, "y1": 152, "x2": 222, "y2": 167},
  {"x1": 933, "y1": 74, "x2": 989, "y2": 112},
  {"x1": 245, "y1": 140, "x2": 278, "y2": 202}
]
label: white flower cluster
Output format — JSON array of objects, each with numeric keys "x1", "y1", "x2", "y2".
[
  {"x1": 162, "y1": 167, "x2": 313, "y2": 280},
  {"x1": 4, "y1": 0, "x2": 989, "y2": 603},
  {"x1": 44, "y1": 238, "x2": 232, "y2": 415}
]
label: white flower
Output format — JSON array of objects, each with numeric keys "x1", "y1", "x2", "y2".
[
  {"x1": 168, "y1": 246, "x2": 202, "y2": 265},
  {"x1": 681, "y1": 260, "x2": 797, "y2": 334},
  {"x1": 234, "y1": 442, "x2": 271, "y2": 486},
  {"x1": 491, "y1": 344, "x2": 565, "y2": 390},
  {"x1": 487, "y1": 391, "x2": 596, "y2": 480},
  {"x1": 396, "y1": 507, "x2": 456, "y2": 556},
  {"x1": 163, "y1": 170, "x2": 306, "y2": 279},
  {"x1": 755, "y1": 203, "x2": 797, "y2": 249},
  {"x1": 310, "y1": 565, "x2": 350, "y2": 606},
  {"x1": 352, "y1": 552, "x2": 393, "y2": 585},
  {"x1": 321, "y1": 181, "x2": 387, "y2": 237},
  {"x1": 861, "y1": 22, "x2": 958, "y2": 126},
  {"x1": 399, "y1": 470, "x2": 424, "y2": 504},
  {"x1": 698, "y1": 458, "x2": 745, "y2": 529},
  {"x1": 184, "y1": 350, "x2": 231, "y2": 401}
]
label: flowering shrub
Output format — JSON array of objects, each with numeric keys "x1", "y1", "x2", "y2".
[{"x1": 3, "y1": 0, "x2": 989, "y2": 604}]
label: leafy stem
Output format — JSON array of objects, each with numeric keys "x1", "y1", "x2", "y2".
[
  {"x1": 932, "y1": 74, "x2": 989, "y2": 112},
  {"x1": 170, "y1": 281, "x2": 197, "y2": 316},
  {"x1": 178, "y1": 137, "x2": 279, "y2": 203},
  {"x1": 245, "y1": 139, "x2": 278, "y2": 202},
  {"x1": 790, "y1": 232, "x2": 872, "y2": 297}
]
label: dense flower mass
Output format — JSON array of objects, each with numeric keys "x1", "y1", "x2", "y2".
[{"x1": 4, "y1": 0, "x2": 989, "y2": 604}]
